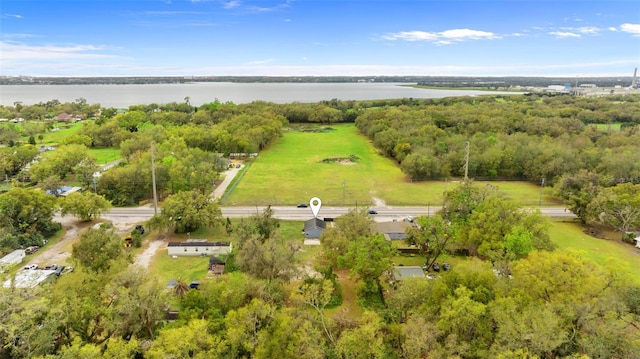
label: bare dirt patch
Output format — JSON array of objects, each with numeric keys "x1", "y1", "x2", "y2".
[
  {"x1": 25, "y1": 212, "x2": 149, "y2": 268},
  {"x1": 320, "y1": 155, "x2": 360, "y2": 165}
]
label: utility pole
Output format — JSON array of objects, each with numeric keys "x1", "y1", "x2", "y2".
[
  {"x1": 342, "y1": 180, "x2": 346, "y2": 206},
  {"x1": 539, "y1": 177, "x2": 545, "y2": 207},
  {"x1": 463, "y1": 141, "x2": 470, "y2": 182},
  {"x1": 151, "y1": 141, "x2": 158, "y2": 215}
]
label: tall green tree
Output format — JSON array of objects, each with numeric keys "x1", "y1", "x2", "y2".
[
  {"x1": 0, "y1": 186, "x2": 59, "y2": 247},
  {"x1": 339, "y1": 234, "x2": 395, "y2": 306},
  {"x1": 72, "y1": 225, "x2": 130, "y2": 273},
  {"x1": 59, "y1": 191, "x2": 111, "y2": 222},
  {"x1": 406, "y1": 215, "x2": 452, "y2": 270},
  {"x1": 159, "y1": 190, "x2": 222, "y2": 233},
  {"x1": 320, "y1": 208, "x2": 373, "y2": 266},
  {"x1": 587, "y1": 182, "x2": 640, "y2": 236}
]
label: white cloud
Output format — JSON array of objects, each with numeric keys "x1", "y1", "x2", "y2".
[
  {"x1": 620, "y1": 23, "x2": 640, "y2": 36},
  {"x1": 576, "y1": 26, "x2": 599, "y2": 34},
  {"x1": 1, "y1": 33, "x2": 35, "y2": 39},
  {"x1": 439, "y1": 29, "x2": 497, "y2": 40},
  {"x1": 383, "y1": 28, "x2": 497, "y2": 44},
  {"x1": 608, "y1": 27, "x2": 618, "y2": 32},
  {"x1": 223, "y1": 1, "x2": 241, "y2": 9},
  {"x1": 3, "y1": 13, "x2": 23, "y2": 19},
  {"x1": 549, "y1": 31, "x2": 581, "y2": 38},
  {"x1": 0, "y1": 41, "x2": 119, "y2": 60}
]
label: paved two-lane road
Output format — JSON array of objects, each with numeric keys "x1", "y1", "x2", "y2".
[{"x1": 103, "y1": 205, "x2": 575, "y2": 222}]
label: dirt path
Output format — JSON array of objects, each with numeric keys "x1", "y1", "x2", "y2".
[
  {"x1": 134, "y1": 240, "x2": 166, "y2": 269},
  {"x1": 213, "y1": 165, "x2": 242, "y2": 199},
  {"x1": 23, "y1": 215, "x2": 87, "y2": 267}
]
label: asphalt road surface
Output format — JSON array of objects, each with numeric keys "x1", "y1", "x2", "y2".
[{"x1": 103, "y1": 205, "x2": 576, "y2": 222}]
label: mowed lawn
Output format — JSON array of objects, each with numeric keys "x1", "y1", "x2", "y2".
[
  {"x1": 549, "y1": 220, "x2": 640, "y2": 284},
  {"x1": 87, "y1": 147, "x2": 121, "y2": 165},
  {"x1": 226, "y1": 124, "x2": 560, "y2": 206}
]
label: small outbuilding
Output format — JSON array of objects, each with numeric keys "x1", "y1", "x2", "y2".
[
  {"x1": 303, "y1": 218, "x2": 326, "y2": 239},
  {"x1": 390, "y1": 266, "x2": 426, "y2": 282},
  {"x1": 209, "y1": 256, "x2": 226, "y2": 275}
]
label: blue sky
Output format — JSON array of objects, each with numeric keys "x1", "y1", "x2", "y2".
[{"x1": 1, "y1": 0, "x2": 639, "y2": 77}]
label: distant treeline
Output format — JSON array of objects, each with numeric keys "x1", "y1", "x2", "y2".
[
  {"x1": 354, "y1": 94, "x2": 640, "y2": 183},
  {"x1": 1, "y1": 75, "x2": 634, "y2": 87}
]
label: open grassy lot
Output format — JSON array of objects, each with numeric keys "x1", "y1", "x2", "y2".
[
  {"x1": 41, "y1": 123, "x2": 83, "y2": 145},
  {"x1": 548, "y1": 219, "x2": 640, "y2": 283},
  {"x1": 225, "y1": 124, "x2": 560, "y2": 206},
  {"x1": 87, "y1": 147, "x2": 121, "y2": 164}
]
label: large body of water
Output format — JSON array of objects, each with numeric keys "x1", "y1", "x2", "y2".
[{"x1": 0, "y1": 82, "x2": 509, "y2": 108}]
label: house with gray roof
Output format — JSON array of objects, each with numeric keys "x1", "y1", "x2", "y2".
[{"x1": 303, "y1": 218, "x2": 326, "y2": 239}]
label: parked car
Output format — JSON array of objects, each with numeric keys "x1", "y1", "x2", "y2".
[
  {"x1": 296, "y1": 203, "x2": 308, "y2": 208},
  {"x1": 25, "y1": 246, "x2": 40, "y2": 254},
  {"x1": 442, "y1": 263, "x2": 451, "y2": 271},
  {"x1": 432, "y1": 263, "x2": 440, "y2": 272},
  {"x1": 54, "y1": 266, "x2": 66, "y2": 276},
  {"x1": 368, "y1": 209, "x2": 378, "y2": 215},
  {"x1": 189, "y1": 281, "x2": 200, "y2": 290},
  {"x1": 44, "y1": 264, "x2": 58, "y2": 270},
  {"x1": 134, "y1": 225, "x2": 145, "y2": 235},
  {"x1": 23, "y1": 264, "x2": 38, "y2": 270}
]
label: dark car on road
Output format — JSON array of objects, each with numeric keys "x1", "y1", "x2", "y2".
[
  {"x1": 297, "y1": 203, "x2": 308, "y2": 208},
  {"x1": 368, "y1": 209, "x2": 378, "y2": 214}
]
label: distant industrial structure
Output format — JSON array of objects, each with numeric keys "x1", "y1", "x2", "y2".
[{"x1": 632, "y1": 68, "x2": 638, "y2": 89}]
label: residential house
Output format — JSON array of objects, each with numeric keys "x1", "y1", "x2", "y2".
[
  {"x1": 167, "y1": 240, "x2": 233, "y2": 257},
  {"x1": 56, "y1": 113, "x2": 82, "y2": 122},
  {"x1": 3, "y1": 269, "x2": 57, "y2": 288},
  {"x1": 0, "y1": 250, "x2": 26, "y2": 272},
  {"x1": 303, "y1": 218, "x2": 326, "y2": 239},
  {"x1": 376, "y1": 221, "x2": 412, "y2": 241}
]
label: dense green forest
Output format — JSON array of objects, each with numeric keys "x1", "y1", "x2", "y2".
[{"x1": 1, "y1": 94, "x2": 640, "y2": 358}]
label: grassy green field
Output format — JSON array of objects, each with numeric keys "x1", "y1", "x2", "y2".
[
  {"x1": 548, "y1": 220, "x2": 640, "y2": 283},
  {"x1": 591, "y1": 123, "x2": 622, "y2": 132},
  {"x1": 225, "y1": 124, "x2": 560, "y2": 206},
  {"x1": 87, "y1": 147, "x2": 121, "y2": 164},
  {"x1": 41, "y1": 123, "x2": 83, "y2": 145}
]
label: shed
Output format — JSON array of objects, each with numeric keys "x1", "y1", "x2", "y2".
[
  {"x1": 303, "y1": 218, "x2": 326, "y2": 239},
  {"x1": 390, "y1": 266, "x2": 426, "y2": 282},
  {"x1": 0, "y1": 250, "x2": 26, "y2": 271},
  {"x1": 167, "y1": 241, "x2": 232, "y2": 257},
  {"x1": 209, "y1": 256, "x2": 226, "y2": 275}
]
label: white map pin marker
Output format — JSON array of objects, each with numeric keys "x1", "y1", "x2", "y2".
[{"x1": 309, "y1": 197, "x2": 322, "y2": 218}]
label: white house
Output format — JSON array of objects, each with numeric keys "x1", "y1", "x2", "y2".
[
  {"x1": 167, "y1": 240, "x2": 233, "y2": 257},
  {"x1": 0, "y1": 250, "x2": 26, "y2": 272},
  {"x1": 635, "y1": 235, "x2": 640, "y2": 249}
]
